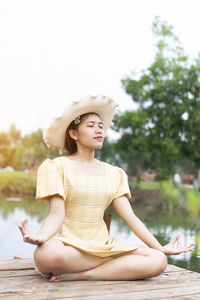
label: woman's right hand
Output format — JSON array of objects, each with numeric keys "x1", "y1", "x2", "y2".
[{"x1": 18, "y1": 217, "x2": 44, "y2": 246}]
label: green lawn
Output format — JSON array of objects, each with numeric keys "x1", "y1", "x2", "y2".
[{"x1": 129, "y1": 180, "x2": 161, "y2": 190}]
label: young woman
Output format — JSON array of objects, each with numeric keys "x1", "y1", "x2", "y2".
[{"x1": 18, "y1": 95, "x2": 194, "y2": 282}]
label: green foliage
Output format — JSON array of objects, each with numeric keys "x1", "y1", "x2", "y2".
[
  {"x1": 130, "y1": 180, "x2": 161, "y2": 190},
  {"x1": 0, "y1": 171, "x2": 36, "y2": 196},
  {"x1": 95, "y1": 137, "x2": 116, "y2": 164},
  {"x1": 21, "y1": 128, "x2": 59, "y2": 169},
  {"x1": 116, "y1": 16, "x2": 200, "y2": 177},
  {"x1": 0, "y1": 126, "x2": 59, "y2": 171},
  {"x1": 187, "y1": 189, "x2": 200, "y2": 214},
  {"x1": 131, "y1": 178, "x2": 200, "y2": 215},
  {"x1": 160, "y1": 181, "x2": 183, "y2": 209}
]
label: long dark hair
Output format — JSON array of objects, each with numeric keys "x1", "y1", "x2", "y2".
[{"x1": 64, "y1": 112, "x2": 99, "y2": 155}]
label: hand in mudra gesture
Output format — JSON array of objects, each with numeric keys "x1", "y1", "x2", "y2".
[
  {"x1": 162, "y1": 235, "x2": 195, "y2": 255},
  {"x1": 18, "y1": 217, "x2": 44, "y2": 246}
]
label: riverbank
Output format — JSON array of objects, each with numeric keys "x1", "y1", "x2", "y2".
[
  {"x1": 129, "y1": 180, "x2": 200, "y2": 214},
  {"x1": 0, "y1": 171, "x2": 36, "y2": 196}
]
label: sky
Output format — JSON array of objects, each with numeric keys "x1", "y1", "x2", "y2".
[{"x1": 0, "y1": 0, "x2": 200, "y2": 137}]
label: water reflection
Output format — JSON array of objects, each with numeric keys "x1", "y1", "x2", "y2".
[
  {"x1": 107, "y1": 203, "x2": 200, "y2": 273},
  {"x1": 0, "y1": 196, "x2": 199, "y2": 273},
  {"x1": 0, "y1": 196, "x2": 48, "y2": 259}
]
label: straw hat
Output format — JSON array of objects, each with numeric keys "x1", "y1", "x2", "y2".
[{"x1": 43, "y1": 95, "x2": 119, "y2": 154}]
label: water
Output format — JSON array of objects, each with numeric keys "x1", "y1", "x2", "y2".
[{"x1": 0, "y1": 196, "x2": 199, "y2": 273}]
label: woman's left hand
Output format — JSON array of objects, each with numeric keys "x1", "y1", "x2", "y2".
[{"x1": 162, "y1": 235, "x2": 195, "y2": 255}]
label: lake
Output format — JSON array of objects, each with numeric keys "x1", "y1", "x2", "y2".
[{"x1": 0, "y1": 196, "x2": 199, "y2": 273}]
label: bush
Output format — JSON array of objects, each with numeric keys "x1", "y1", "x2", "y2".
[{"x1": 0, "y1": 171, "x2": 36, "y2": 196}]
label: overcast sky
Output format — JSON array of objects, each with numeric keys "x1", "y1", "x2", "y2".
[{"x1": 1, "y1": 0, "x2": 200, "y2": 136}]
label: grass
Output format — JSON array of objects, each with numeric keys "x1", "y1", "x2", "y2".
[
  {"x1": 0, "y1": 171, "x2": 36, "y2": 196},
  {"x1": 129, "y1": 179, "x2": 200, "y2": 214},
  {"x1": 129, "y1": 180, "x2": 161, "y2": 190}
]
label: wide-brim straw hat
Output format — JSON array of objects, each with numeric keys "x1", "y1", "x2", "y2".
[{"x1": 43, "y1": 95, "x2": 119, "y2": 154}]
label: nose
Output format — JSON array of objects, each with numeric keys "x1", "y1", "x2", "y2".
[{"x1": 95, "y1": 126, "x2": 103, "y2": 134}]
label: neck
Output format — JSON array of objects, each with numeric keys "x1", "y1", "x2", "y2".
[{"x1": 70, "y1": 148, "x2": 95, "y2": 163}]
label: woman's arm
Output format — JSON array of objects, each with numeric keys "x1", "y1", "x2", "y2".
[
  {"x1": 18, "y1": 195, "x2": 65, "y2": 245},
  {"x1": 113, "y1": 196, "x2": 163, "y2": 251},
  {"x1": 112, "y1": 196, "x2": 195, "y2": 255}
]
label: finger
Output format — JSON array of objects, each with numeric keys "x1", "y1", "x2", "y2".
[
  {"x1": 177, "y1": 235, "x2": 181, "y2": 249},
  {"x1": 23, "y1": 217, "x2": 29, "y2": 230},
  {"x1": 20, "y1": 219, "x2": 27, "y2": 231},
  {"x1": 24, "y1": 235, "x2": 43, "y2": 246},
  {"x1": 34, "y1": 238, "x2": 43, "y2": 246},
  {"x1": 178, "y1": 244, "x2": 195, "y2": 253},
  {"x1": 24, "y1": 236, "x2": 37, "y2": 245},
  {"x1": 18, "y1": 224, "x2": 26, "y2": 236},
  {"x1": 185, "y1": 243, "x2": 196, "y2": 250},
  {"x1": 171, "y1": 235, "x2": 179, "y2": 246}
]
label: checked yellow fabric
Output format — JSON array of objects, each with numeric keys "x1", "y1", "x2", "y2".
[{"x1": 36, "y1": 156, "x2": 138, "y2": 257}]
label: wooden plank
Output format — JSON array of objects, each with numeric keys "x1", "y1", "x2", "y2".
[
  {"x1": 0, "y1": 259, "x2": 200, "y2": 300},
  {"x1": 0, "y1": 270, "x2": 200, "y2": 298},
  {"x1": 175, "y1": 296, "x2": 200, "y2": 300},
  {"x1": 164, "y1": 264, "x2": 190, "y2": 273},
  {"x1": 1, "y1": 267, "x2": 199, "y2": 290},
  {"x1": 0, "y1": 258, "x2": 34, "y2": 271},
  {"x1": 0, "y1": 269, "x2": 38, "y2": 278},
  {"x1": 1, "y1": 282, "x2": 200, "y2": 300}
]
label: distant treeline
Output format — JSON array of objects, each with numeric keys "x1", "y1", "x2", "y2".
[{"x1": 0, "y1": 125, "x2": 58, "y2": 171}]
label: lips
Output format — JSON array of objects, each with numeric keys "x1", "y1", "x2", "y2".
[{"x1": 94, "y1": 136, "x2": 103, "y2": 141}]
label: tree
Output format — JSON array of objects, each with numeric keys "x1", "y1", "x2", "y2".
[
  {"x1": 9, "y1": 124, "x2": 21, "y2": 145},
  {"x1": 95, "y1": 137, "x2": 117, "y2": 165},
  {"x1": 115, "y1": 17, "x2": 200, "y2": 178},
  {"x1": 21, "y1": 129, "x2": 59, "y2": 169}
]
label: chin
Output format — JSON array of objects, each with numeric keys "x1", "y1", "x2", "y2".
[
  {"x1": 96, "y1": 145, "x2": 103, "y2": 149},
  {"x1": 94, "y1": 142, "x2": 103, "y2": 150}
]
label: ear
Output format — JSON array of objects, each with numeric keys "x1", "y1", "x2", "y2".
[{"x1": 69, "y1": 129, "x2": 78, "y2": 141}]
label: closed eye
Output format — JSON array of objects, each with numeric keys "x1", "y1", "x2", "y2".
[{"x1": 86, "y1": 121, "x2": 103, "y2": 128}]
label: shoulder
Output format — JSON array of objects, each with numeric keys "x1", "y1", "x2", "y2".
[
  {"x1": 53, "y1": 156, "x2": 67, "y2": 166},
  {"x1": 103, "y1": 161, "x2": 127, "y2": 177},
  {"x1": 38, "y1": 156, "x2": 66, "y2": 172}
]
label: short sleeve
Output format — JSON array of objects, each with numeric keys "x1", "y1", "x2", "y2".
[
  {"x1": 35, "y1": 159, "x2": 66, "y2": 202},
  {"x1": 113, "y1": 168, "x2": 132, "y2": 200}
]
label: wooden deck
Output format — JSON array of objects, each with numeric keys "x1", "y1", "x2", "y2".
[{"x1": 1, "y1": 258, "x2": 200, "y2": 299}]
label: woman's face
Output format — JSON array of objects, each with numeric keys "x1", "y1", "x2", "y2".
[{"x1": 70, "y1": 114, "x2": 104, "y2": 151}]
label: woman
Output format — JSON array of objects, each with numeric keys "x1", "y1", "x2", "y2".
[{"x1": 19, "y1": 95, "x2": 194, "y2": 282}]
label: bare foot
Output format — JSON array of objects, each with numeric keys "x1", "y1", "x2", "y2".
[{"x1": 49, "y1": 271, "x2": 86, "y2": 282}]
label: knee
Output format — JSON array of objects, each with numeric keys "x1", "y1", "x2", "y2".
[
  {"x1": 150, "y1": 250, "x2": 167, "y2": 277},
  {"x1": 34, "y1": 242, "x2": 67, "y2": 272},
  {"x1": 50, "y1": 252, "x2": 66, "y2": 270}
]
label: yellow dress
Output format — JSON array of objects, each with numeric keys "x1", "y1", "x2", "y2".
[{"x1": 36, "y1": 156, "x2": 138, "y2": 257}]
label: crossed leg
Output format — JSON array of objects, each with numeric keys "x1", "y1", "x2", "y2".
[
  {"x1": 34, "y1": 239, "x2": 167, "y2": 281},
  {"x1": 34, "y1": 239, "x2": 111, "y2": 276}
]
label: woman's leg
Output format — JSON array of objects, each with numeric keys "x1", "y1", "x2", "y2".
[
  {"x1": 34, "y1": 239, "x2": 111, "y2": 276},
  {"x1": 50, "y1": 247, "x2": 167, "y2": 281}
]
